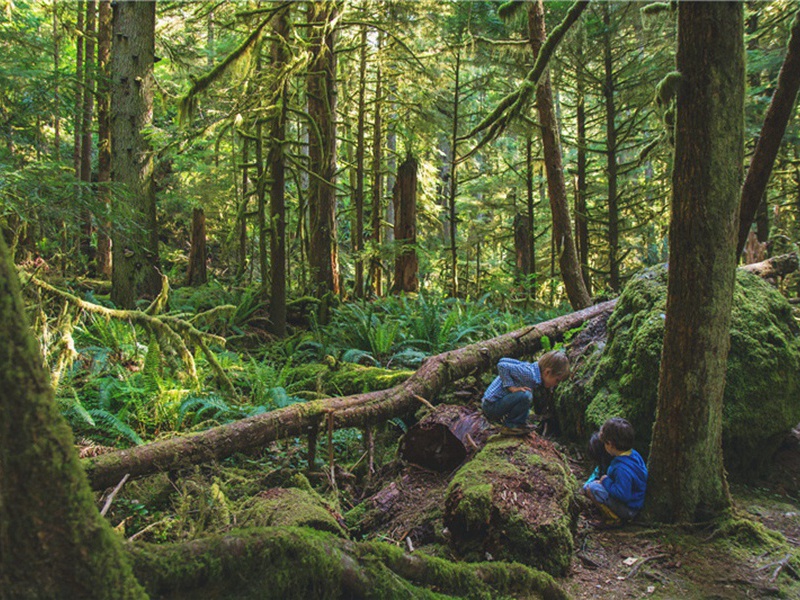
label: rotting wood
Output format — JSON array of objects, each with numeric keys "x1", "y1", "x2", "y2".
[{"x1": 84, "y1": 300, "x2": 616, "y2": 489}]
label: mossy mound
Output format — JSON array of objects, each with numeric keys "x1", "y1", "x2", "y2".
[
  {"x1": 238, "y1": 486, "x2": 347, "y2": 537},
  {"x1": 555, "y1": 265, "x2": 800, "y2": 474},
  {"x1": 443, "y1": 435, "x2": 578, "y2": 577}
]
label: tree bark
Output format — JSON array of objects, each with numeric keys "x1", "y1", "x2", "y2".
[
  {"x1": 84, "y1": 300, "x2": 616, "y2": 489},
  {"x1": 392, "y1": 155, "x2": 418, "y2": 293},
  {"x1": 603, "y1": 3, "x2": 620, "y2": 292},
  {"x1": 354, "y1": 25, "x2": 367, "y2": 299},
  {"x1": 646, "y1": 2, "x2": 744, "y2": 523},
  {"x1": 737, "y1": 9, "x2": 800, "y2": 258},
  {"x1": 186, "y1": 208, "x2": 207, "y2": 286},
  {"x1": 96, "y1": 0, "x2": 112, "y2": 279},
  {"x1": 575, "y1": 24, "x2": 590, "y2": 294},
  {"x1": 369, "y1": 34, "x2": 384, "y2": 297},
  {"x1": 0, "y1": 237, "x2": 146, "y2": 599},
  {"x1": 528, "y1": 0, "x2": 592, "y2": 310},
  {"x1": 307, "y1": 1, "x2": 340, "y2": 302},
  {"x1": 268, "y1": 6, "x2": 290, "y2": 336},
  {"x1": 79, "y1": 0, "x2": 96, "y2": 269},
  {"x1": 111, "y1": 0, "x2": 160, "y2": 308}
]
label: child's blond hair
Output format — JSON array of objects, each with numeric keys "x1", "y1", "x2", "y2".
[{"x1": 538, "y1": 350, "x2": 570, "y2": 379}]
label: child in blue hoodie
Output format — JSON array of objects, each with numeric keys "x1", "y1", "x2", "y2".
[{"x1": 583, "y1": 417, "x2": 648, "y2": 525}]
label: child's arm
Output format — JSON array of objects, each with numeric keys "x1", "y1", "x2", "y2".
[{"x1": 601, "y1": 467, "x2": 634, "y2": 503}]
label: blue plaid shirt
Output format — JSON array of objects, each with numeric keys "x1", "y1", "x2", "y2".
[{"x1": 482, "y1": 358, "x2": 542, "y2": 404}]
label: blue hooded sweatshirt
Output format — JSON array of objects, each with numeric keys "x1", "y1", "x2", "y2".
[{"x1": 601, "y1": 449, "x2": 648, "y2": 511}]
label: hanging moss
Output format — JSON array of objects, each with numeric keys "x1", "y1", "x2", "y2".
[{"x1": 555, "y1": 265, "x2": 800, "y2": 474}]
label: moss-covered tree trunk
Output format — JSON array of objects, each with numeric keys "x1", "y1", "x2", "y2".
[
  {"x1": 111, "y1": 0, "x2": 160, "y2": 307},
  {"x1": 307, "y1": 1, "x2": 340, "y2": 303},
  {"x1": 0, "y1": 236, "x2": 146, "y2": 598},
  {"x1": 528, "y1": 0, "x2": 591, "y2": 310},
  {"x1": 646, "y1": 2, "x2": 744, "y2": 523}
]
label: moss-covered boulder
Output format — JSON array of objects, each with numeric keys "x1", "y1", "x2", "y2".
[
  {"x1": 443, "y1": 435, "x2": 578, "y2": 577},
  {"x1": 555, "y1": 265, "x2": 800, "y2": 474}
]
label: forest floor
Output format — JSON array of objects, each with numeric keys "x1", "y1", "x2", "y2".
[{"x1": 347, "y1": 424, "x2": 800, "y2": 600}]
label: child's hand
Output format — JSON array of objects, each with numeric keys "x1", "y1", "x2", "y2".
[{"x1": 508, "y1": 386, "x2": 532, "y2": 393}]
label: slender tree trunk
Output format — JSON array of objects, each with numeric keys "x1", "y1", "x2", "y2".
[
  {"x1": 96, "y1": 0, "x2": 112, "y2": 278},
  {"x1": 736, "y1": 9, "x2": 800, "y2": 257},
  {"x1": 603, "y1": 3, "x2": 620, "y2": 292},
  {"x1": 237, "y1": 137, "x2": 250, "y2": 281},
  {"x1": 526, "y1": 135, "x2": 537, "y2": 294},
  {"x1": 448, "y1": 46, "x2": 462, "y2": 298},
  {"x1": 528, "y1": 0, "x2": 591, "y2": 309},
  {"x1": 354, "y1": 25, "x2": 367, "y2": 299},
  {"x1": 256, "y1": 117, "x2": 268, "y2": 301},
  {"x1": 110, "y1": 0, "x2": 160, "y2": 308},
  {"x1": 646, "y1": 2, "x2": 744, "y2": 523},
  {"x1": 392, "y1": 155, "x2": 418, "y2": 293},
  {"x1": 268, "y1": 6, "x2": 290, "y2": 337},
  {"x1": 369, "y1": 39, "x2": 384, "y2": 297},
  {"x1": 0, "y1": 237, "x2": 146, "y2": 599},
  {"x1": 307, "y1": 1, "x2": 340, "y2": 303},
  {"x1": 52, "y1": 1, "x2": 61, "y2": 160},
  {"x1": 73, "y1": 1, "x2": 84, "y2": 182},
  {"x1": 80, "y1": 0, "x2": 97, "y2": 269},
  {"x1": 187, "y1": 208, "x2": 207, "y2": 286}
]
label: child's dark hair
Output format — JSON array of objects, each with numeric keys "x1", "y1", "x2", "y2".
[
  {"x1": 599, "y1": 417, "x2": 635, "y2": 452},
  {"x1": 588, "y1": 431, "x2": 613, "y2": 472}
]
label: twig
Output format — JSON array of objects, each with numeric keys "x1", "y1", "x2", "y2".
[
  {"x1": 464, "y1": 433, "x2": 479, "y2": 450},
  {"x1": 100, "y1": 473, "x2": 130, "y2": 517},
  {"x1": 625, "y1": 554, "x2": 669, "y2": 580},
  {"x1": 128, "y1": 518, "x2": 169, "y2": 542},
  {"x1": 412, "y1": 393, "x2": 435, "y2": 410}
]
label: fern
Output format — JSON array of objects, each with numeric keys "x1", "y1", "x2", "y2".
[
  {"x1": 178, "y1": 394, "x2": 232, "y2": 427},
  {"x1": 86, "y1": 409, "x2": 144, "y2": 446}
]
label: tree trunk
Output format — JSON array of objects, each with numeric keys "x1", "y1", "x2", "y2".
[
  {"x1": 575, "y1": 24, "x2": 590, "y2": 294},
  {"x1": 52, "y1": 3, "x2": 61, "y2": 159},
  {"x1": 96, "y1": 0, "x2": 112, "y2": 278},
  {"x1": 514, "y1": 212, "x2": 532, "y2": 281},
  {"x1": 603, "y1": 3, "x2": 620, "y2": 292},
  {"x1": 392, "y1": 155, "x2": 418, "y2": 293},
  {"x1": 84, "y1": 300, "x2": 617, "y2": 489},
  {"x1": 528, "y1": 0, "x2": 591, "y2": 310},
  {"x1": 369, "y1": 39, "x2": 384, "y2": 298},
  {"x1": 79, "y1": 0, "x2": 97, "y2": 270},
  {"x1": 448, "y1": 46, "x2": 462, "y2": 298},
  {"x1": 736, "y1": 9, "x2": 800, "y2": 258},
  {"x1": 354, "y1": 25, "x2": 367, "y2": 299},
  {"x1": 646, "y1": 2, "x2": 744, "y2": 523},
  {"x1": 0, "y1": 237, "x2": 146, "y2": 599},
  {"x1": 187, "y1": 208, "x2": 207, "y2": 286},
  {"x1": 307, "y1": 1, "x2": 340, "y2": 302},
  {"x1": 111, "y1": 0, "x2": 160, "y2": 308},
  {"x1": 268, "y1": 7, "x2": 290, "y2": 337}
]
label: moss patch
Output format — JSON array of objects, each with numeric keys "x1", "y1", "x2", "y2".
[{"x1": 555, "y1": 265, "x2": 800, "y2": 474}]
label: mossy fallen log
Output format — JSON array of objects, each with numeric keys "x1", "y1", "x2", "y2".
[
  {"x1": 127, "y1": 526, "x2": 569, "y2": 600},
  {"x1": 444, "y1": 434, "x2": 579, "y2": 577},
  {"x1": 84, "y1": 300, "x2": 616, "y2": 490}
]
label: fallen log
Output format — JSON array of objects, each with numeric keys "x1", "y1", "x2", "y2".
[
  {"x1": 399, "y1": 405, "x2": 493, "y2": 472},
  {"x1": 84, "y1": 300, "x2": 617, "y2": 489},
  {"x1": 444, "y1": 433, "x2": 578, "y2": 577},
  {"x1": 741, "y1": 251, "x2": 798, "y2": 281},
  {"x1": 128, "y1": 526, "x2": 569, "y2": 600}
]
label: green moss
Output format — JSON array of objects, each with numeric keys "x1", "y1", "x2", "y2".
[
  {"x1": 286, "y1": 362, "x2": 412, "y2": 397},
  {"x1": 444, "y1": 437, "x2": 577, "y2": 576},
  {"x1": 238, "y1": 488, "x2": 347, "y2": 537},
  {"x1": 556, "y1": 265, "x2": 800, "y2": 474}
]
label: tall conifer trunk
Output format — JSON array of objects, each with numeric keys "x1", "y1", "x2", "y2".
[
  {"x1": 96, "y1": 0, "x2": 112, "y2": 278},
  {"x1": 646, "y1": 2, "x2": 744, "y2": 523},
  {"x1": 110, "y1": 0, "x2": 160, "y2": 307},
  {"x1": 528, "y1": 0, "x2": 591, "y2": 309}
]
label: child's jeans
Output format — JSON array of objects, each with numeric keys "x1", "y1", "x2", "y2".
[
  {"x1": 481, "y1": 390, "x2": 533, "y2": 428},
  {"x1": 583, "y1": 480, "x2": 639, "y2": 521}
]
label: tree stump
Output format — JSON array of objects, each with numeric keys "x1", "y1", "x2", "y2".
[
  {"x1": 398, "y1": 405, "x2": 493, "y2": 472},
  {"x1": 444, "y1": 434, "x2": 578, "y2": 577}
]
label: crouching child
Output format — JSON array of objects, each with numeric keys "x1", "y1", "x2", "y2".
[{"x1": 583, "y1": 417, "x2": 648, "y2": 526}]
